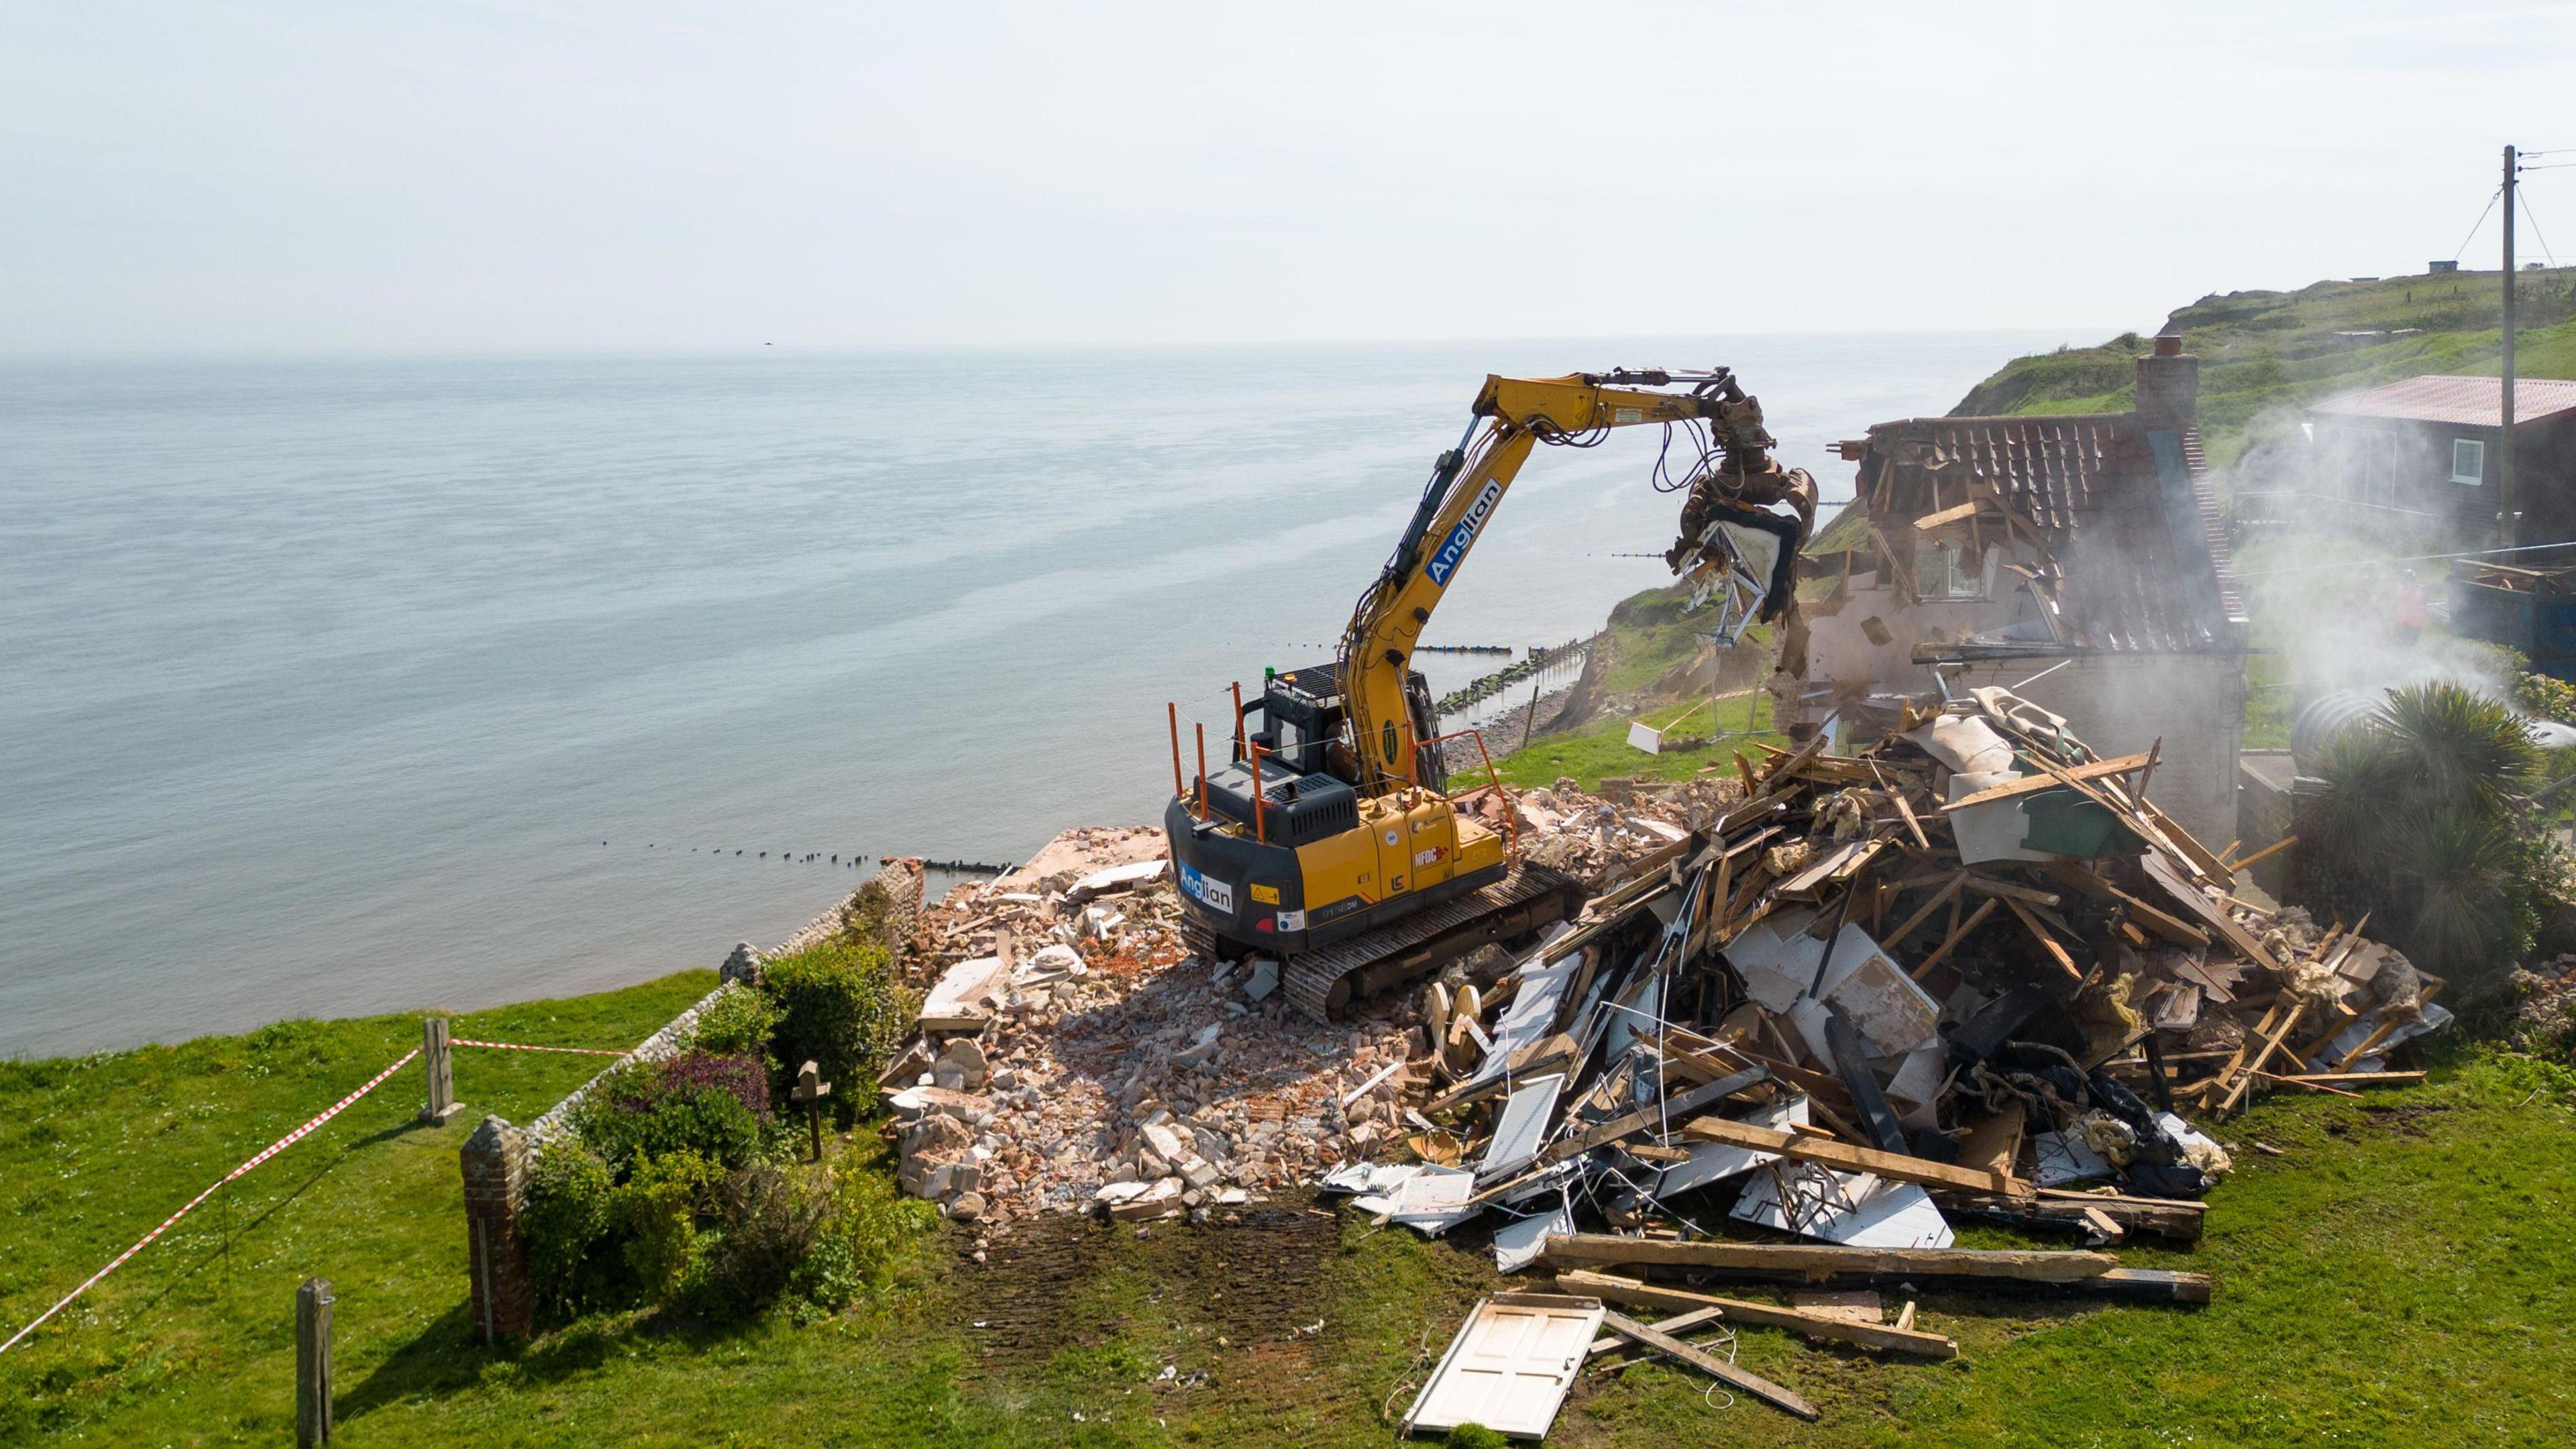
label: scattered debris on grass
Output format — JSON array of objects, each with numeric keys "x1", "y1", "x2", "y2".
[{"x1": 875, "y1": 692, "x2": 2448, "y2": 1428}]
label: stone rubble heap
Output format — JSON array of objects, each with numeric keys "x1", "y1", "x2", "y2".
[{"x1": 879, "y1": 791, "x2": 1709, "y2": 1239}]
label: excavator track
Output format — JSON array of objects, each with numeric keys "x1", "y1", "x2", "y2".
[{"x1": 1280, "y1": 863, "x2": 1584, "y2": 1022}]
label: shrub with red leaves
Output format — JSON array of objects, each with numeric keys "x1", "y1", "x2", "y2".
[{"x1": 656, "y1": 1049, "x2": 773, "y2": 1122}]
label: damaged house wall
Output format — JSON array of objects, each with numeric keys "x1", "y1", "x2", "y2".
[{"x1": 1788, "y1": 336, "x2": 2251, "y2": 847}]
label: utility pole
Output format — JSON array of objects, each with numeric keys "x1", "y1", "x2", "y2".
[{"x1": 2502, "y1": 144, "x2": 2519, "y2": 543}]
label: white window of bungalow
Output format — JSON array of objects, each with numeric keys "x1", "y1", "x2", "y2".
[{"x1": 2452, "y1": 437, "x2": 2485, "y2": 486}]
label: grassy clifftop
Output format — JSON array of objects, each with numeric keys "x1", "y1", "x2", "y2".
[
  {"x1": 5, "y1": 983, "x2": 2571, "y2": 1446},
  {"x1": 1955, "y1": 267, "x2": 2576, "y2": 465}
]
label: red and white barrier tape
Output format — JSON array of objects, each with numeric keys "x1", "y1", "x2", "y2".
[
  {"x1": 0, "y1": 1046, "x2": 421, "y2": 1357},
  {"x1": 451, "y1": 1038, "x2": 627, "y2": 1057}
]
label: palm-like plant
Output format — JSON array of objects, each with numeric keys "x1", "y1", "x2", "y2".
[
  {"x1": 2392, "y1": 809, "x2": 2527, "y2": 975},
  {"x1": 2373, "y1": 683, "x2": 2540, "y2": 817},
  {"x1": 2306, "y1": 682, "x2": 2544, "y2": 978}
]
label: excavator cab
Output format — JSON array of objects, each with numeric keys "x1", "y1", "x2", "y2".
[{"x1": 1167, "y1": 663, "x2": 1495, "y2": 968}]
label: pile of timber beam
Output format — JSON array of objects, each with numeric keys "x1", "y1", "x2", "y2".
[{"x1": 1335, "y1": 688, "x2": 2440, "y2": 1419}]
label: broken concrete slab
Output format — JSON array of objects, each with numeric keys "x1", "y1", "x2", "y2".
[
  {"x1": 1065, "y1": 857, "x2": 1169, "y2": 903},
  {"x1": 920, "y1": 955, "x2": 1006, "y2": 1032}
]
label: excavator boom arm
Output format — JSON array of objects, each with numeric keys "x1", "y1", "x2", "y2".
[{"x1": 1340, "y1": 371, "x2": 1774, "y2": 789}]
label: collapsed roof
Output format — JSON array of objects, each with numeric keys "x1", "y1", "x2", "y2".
[{"x1": 1810, "y1": 341, "x2": 2247, "y2": 659}]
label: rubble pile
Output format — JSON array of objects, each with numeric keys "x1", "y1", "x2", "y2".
[
  {"x1": 878, "y1": 828, "x2": 1462, "y2": 1233},
  {"x1": 1358, "y1": 686, "x2": 2449, "y2": 1424},
  {"x1": 875, "y1": 794, "x2": 1717, "y2": 1237},
  {"x1": 873, "y1": 688, "x2": 2451, "y2": 1419}
]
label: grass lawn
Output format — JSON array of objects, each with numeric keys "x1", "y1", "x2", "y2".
[
  {"x1": 1487, "y1": 579, "x2": 1786, "y2": 792},
  {"x1": 1495, "y1": 693, "x2": 1785, "y2": 792},
  {"x1": 9, "y1": 974, "x2": 2576, "y2": 1447}
]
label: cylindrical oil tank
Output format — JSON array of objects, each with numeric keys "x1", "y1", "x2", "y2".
[{"x1": 2290, "y1": 690, "x2": 2382, "y2": 769}]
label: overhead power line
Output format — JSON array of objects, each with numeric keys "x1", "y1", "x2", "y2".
[{"x1": 2450, "y1": 186, "x2": 2502, "y2": 262}]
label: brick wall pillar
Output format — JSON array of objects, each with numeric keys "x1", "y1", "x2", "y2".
[{"x1": 459, "y1": 1115, "x2": 534, "y2": 1341}]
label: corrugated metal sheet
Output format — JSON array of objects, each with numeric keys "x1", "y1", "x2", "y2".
[
  {"x1": 2308, "y1": 374, "x2": 2576, "y2": 428},
  {"x1": 1403, "y1": 1293, "x2": 1605, "y2": 1440}
]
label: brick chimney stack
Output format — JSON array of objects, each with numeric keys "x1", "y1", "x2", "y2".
[{"x1": 2134, "y1": 329, "x2": 2199, "y2": 434}]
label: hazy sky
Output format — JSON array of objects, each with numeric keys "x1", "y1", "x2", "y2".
[{"x1": 5, "y1": 0, "x2": 2572, "y2": 352}]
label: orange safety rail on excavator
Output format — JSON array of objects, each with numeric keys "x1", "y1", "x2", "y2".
[
  {"x1": 1247, "y1": 739, "x2": 1267, "y2": 843},
  {"x1": 1424, "y1": 726, "x2": 1518, "y2": 859}
]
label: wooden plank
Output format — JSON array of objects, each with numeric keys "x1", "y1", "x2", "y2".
[
  {"x1": 1952, "y1": 1099, "x2": 2026, "y2": 1179},
  {"x1": 2132, "y1": 736, "x2": 2161, "y2": 806},
  {"x1": 1658, "y1": 1035, "x2": 1856, "y2": 1112},
  {"x1": 2141, "y1": 851, "x2": 2280, "y2": 973},
  {"x1": 1585, "y1": 1306, "x2": 1723, "y2": 1359},
  {"x1": 2220, "y1": 999, "x2": 2310, "y2": 1114},
  {"x1": 1681, "y1": 1115, "x2": 2031, "y2": 1197},
  {"x1": 2279, "y1": 1070, "x2": 2426, "y2": 1087},
  {"x1": 1756, "y1": 724, "x2": 1839, "y2": 789},
  {"x1": 2045, "y1": 861, "x2": 2210, "y2": 947},
  {"x1": 1557, "y1": 1271, "x2": 1957, "y2": 1359},
  {"x1": 1939, "y1": 753, "x2": 2154, "y2": 812},
  {"x1": 2090, "y1": 1269, "x2": 2214, "y2": 1304},
  {"x1": 1938, "y1": 1189, "x2": 2205, "y2": 1243},
  {"x1": 2250, "y1": 1067, "x2": 2361, "y2": 1097},
  {"x1": 1882, "y1": 869, "x2": 1968, "y2": 945},
  {"x1": 1911, "y1": 498, "x2": 1989, "y2": 531},
  {"x1": 2141, "y1": 800, "x2": 2235, "y2": 886},
  {"x1": 1911, "y1": 898, "x2": 1998, "y2": 981},
  {"x1": 2224, "y1": 833, "x2": 2298, "y2": 873},
  {"x1": 1541, "y1": 1234, "x2": 2118, "y2": 1282},
  {"x1": 1532, "y1": 1067, "x2": 1768, "y2": 1169},
  {"x1": 1595, "y1": 1310, "x2": 1819, "y2": 1420},
  {"x1": 1966, "y1": 875, "x2": 2063, "y2": 908},
  {"x1": 2003, "y1": 896, "x2": 2083, "y2": 981},
  {"x1": 1885, "y1": 780, "x2": 1931, "y2": 851}
]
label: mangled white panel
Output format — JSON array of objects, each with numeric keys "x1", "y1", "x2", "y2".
[
  {"x1": 1065, "y1": 857, "x2": 1169, "y2": 901},
  {"x1": 1824, "y1": 949, "x2": 1943, "y2": 1057},
  {"x1": 1725, "y1": 912, "x2": 1937, "y2": 1057},
  {"x1": 1387, "y1": 1165, "x2": 1480, "y2": 1235},
  {"x1": 1466, "y1": 949, "x2": 1582, "y2": 1089},
  {"x1": 1725, "y1": 910, "x2": 1828, "y2": 1012},
  {"x1": 1492, "y1": 1198, "x2": 1576, "y2": 1274},
  {"x1": 1652, "y1": 1095, "x2": 1809, "y2": 1197},
  {"x1": 1686, "y1": 517, "x2": 1786, "y2": 647},
  {"x1": 1947, "y1": 771, "x2": 2055, "y2": 865},
  {"x1": 1882, "y1": 1044, "x2": 1949, "y2": 1107},
  {"x1": 2033, "y1": 1130, "x2": 2113, "y2": 1187},
  {"x1": 1904, "y1": 713, "x2": 2017, "y2": 775},
  {"x1": 1479, "y1": 1074, "x2": 1565, "y2": 1184},
  {"x1": 1733, "y1": 1162, "x2": 1954, "y2": 1249}
]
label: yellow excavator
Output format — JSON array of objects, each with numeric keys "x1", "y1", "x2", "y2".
[{"x1": 1163, "y1": 368, "x2": 1813, "y2": 1018}]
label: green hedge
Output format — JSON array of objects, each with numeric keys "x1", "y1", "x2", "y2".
[{"x1": 517, "y1": 928, "x2": 918, "y2": 1326}]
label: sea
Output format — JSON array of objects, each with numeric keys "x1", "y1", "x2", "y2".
[{"x1": 0, "y1": 333, "x2": 2082, "y2": 1057}]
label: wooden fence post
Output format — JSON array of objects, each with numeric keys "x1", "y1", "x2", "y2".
[
  {"x1": 296, "y1": 1277, "x2": 333, "y2": 1446},
  {"x1": 419, "y1": 1018, "x2": 462, "y2": 1126}
]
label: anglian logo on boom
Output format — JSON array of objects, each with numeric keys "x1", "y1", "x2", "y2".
[{"x1": 1423, "y1": 478, "x2": 1505, "y2": 588}]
